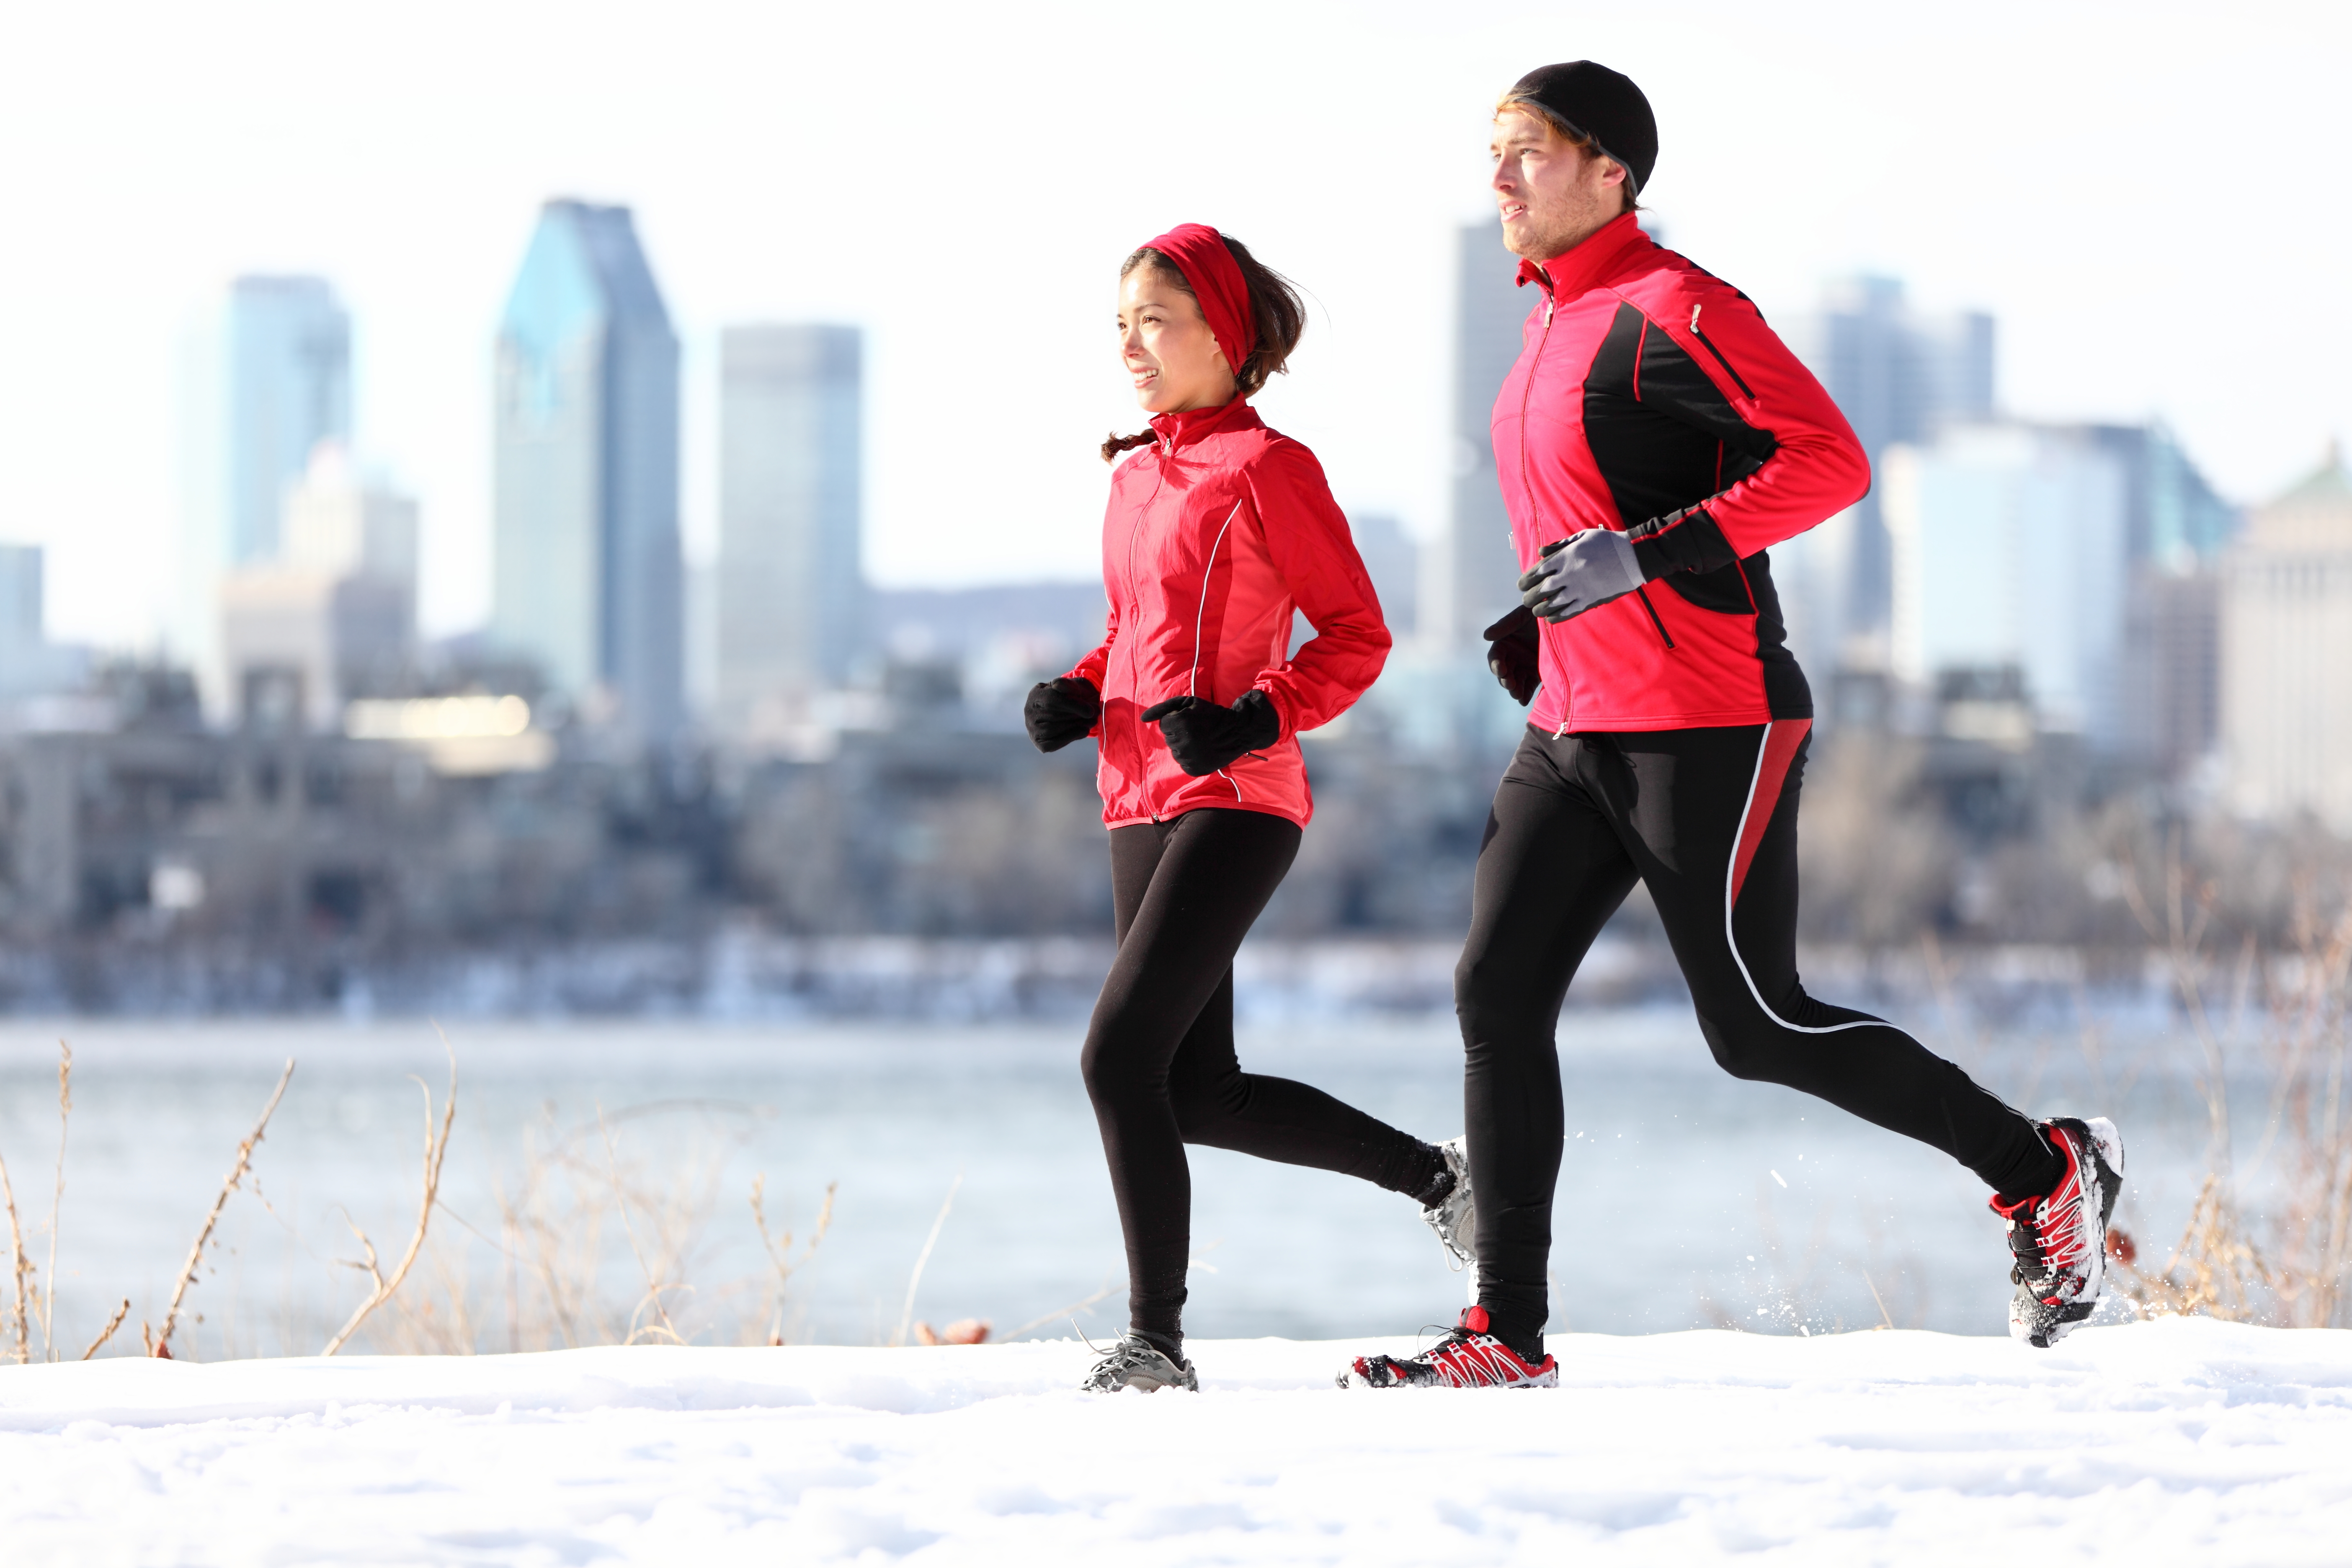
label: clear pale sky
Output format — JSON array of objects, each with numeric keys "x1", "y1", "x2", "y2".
[{"x1": 3, "y1": 0, "x2": 2344, "y2": 650}]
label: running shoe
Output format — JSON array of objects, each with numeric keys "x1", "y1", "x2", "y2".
[
  {"x1": 1337, "y1": 1305, "x2": 1558, "y2": 1389},
  {"x1": 1991, "y1": 1116, "x2": 2126, "y2": 1348},
  {"x1": 1080, "y1": 1334, "x2": 1198, "y2": 1393},
  {"x1": 1421, "y1": 1135, "x2": 1477, "y2": 1275}
]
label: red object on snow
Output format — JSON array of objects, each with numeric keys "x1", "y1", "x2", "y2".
[{"x1": 1066, "y1": 398, "x2": 1390, "y2": 829}]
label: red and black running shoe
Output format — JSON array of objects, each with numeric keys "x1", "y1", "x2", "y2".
[
  {"x1": 1337, "y1": 1305, "x2": 1558, "y2": 1389},
  {"x1": 1991, "y1": 1115, "x2": 2125, "y2": 1349}
]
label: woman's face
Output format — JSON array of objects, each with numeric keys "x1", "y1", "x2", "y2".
[{"x1": 1118, "y1": 264, "x2": 1235, "y2": 414}]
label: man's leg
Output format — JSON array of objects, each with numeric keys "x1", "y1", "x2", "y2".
[
  {"x1": 1457, "y1": 730, "x2": 1640, "y2": 1356},
  {"x1": 1080, "y1": 808, "x2": 1302, "y2": 1354},
  {"x1": 1601, "y1": 722, "x2": 2063, "y2": 1197}
]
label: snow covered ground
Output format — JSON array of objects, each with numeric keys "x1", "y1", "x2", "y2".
[{"x1": 4, "y1": 1319, "x2": 2349, "y2": 1565}]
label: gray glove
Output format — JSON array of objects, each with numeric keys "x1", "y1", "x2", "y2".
[{"x1": 1518, "y1": 529, "x2": 1644, "y2": 624}]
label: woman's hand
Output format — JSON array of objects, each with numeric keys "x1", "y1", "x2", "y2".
[
  {"x1": 1141, "y1": 691, "x2": 1279, "y2": 776},
  {"x1": 1024, "y1": 677, "x2": 1101, "y2": 752},
  {"x1": 1483, "y1": 607, "x2": 1541, "y2": 706}
]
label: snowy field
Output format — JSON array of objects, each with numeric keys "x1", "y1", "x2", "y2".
[{"x1": 4, "y1": 1318, "x2": 2349, "y2": 1565}]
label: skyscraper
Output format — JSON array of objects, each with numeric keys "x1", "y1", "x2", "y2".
[
  {"x1": 227, "y1": 276, "x2": 351, "y2": 566},
  {"x1": 178, "y1": 276, "x2": 352, "y2": 711},
  {"x1": 493, "y1": 199, "x2": 683, "y2": 741},
  {"x1": 1784, "y1": 278, "x2": 1994, "y2": 666},
  {"x1": 1434, "y1": 221, "x2": 1533, "y2": 647},
  {"x1": 1884, "y1": 424, "x2": 2130, "y2": 747},
  {"x1": 2224, "y1": 451, "x2": 2352, "y2": 830},
  {"x1": 0, "y1": 544, "x2": 43, "y2": 694},
  {"x1": 716, "y1": 325, "x2": 864, "y2": 720}
]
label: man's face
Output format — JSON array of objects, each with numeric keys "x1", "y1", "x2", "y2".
[{"x1": 1490, "y1": 108, "x2": 1626, "y2": 261}]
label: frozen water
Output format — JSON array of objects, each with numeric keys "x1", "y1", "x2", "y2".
[{"x1": 0, "y1": 1011, "x2": 2231, "y2": 1357}]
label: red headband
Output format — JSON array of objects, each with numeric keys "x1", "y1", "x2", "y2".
[{"x1": 1140, "y1": 223, "x2": 1255, "y2": 382}]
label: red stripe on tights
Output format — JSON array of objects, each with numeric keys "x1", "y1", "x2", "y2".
[{"x1": 1731, "y1": 719, "x2": 1810, "y2": 907}]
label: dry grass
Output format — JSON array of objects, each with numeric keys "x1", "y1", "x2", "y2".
[
  {"x1": 148, "y1": 1059, "x2": 295, "y2": 1358},
  {"x1": 2103, "y1": 836, "x2": 2352, "y2": 1328},
  {"x1": 322, "y1": 1039, "x2": 456, "y2": 1355}
]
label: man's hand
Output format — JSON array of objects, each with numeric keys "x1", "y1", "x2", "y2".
[
  {"x1": 1023, "y1": 677, "x2": 1101, "y2": 752},
  {"x1": 1518, "y1": 528, "x2": 1644, "y2": 624},
  {"x1": 1141, "y1": 691, "x2": 1280, "y2": 776},
  {"x1": 1483, "y1": 607, "x2": 1541, "y2": 706}
]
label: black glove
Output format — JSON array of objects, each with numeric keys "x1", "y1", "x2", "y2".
[
  {"x1": 1483, "y1": 607, "x2": 1540, "y2": 706},
  {"x1": 1141, "y1": 690, "x2": 1280, "y2": 776},
  {"x1": 1023, "y1": 676, "x2": 1100, "y2": 753},
  {"x1": 1519, "y1": 528, "x2": 1645, "y2": 623}
]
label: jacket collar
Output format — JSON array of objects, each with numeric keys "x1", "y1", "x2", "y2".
[
  {"x1": 1515, "y1": 211, "x2": 1650, "y2": 301},
  {"x1": 1148, "y1": 396, "x2": 1260, "y2": 453}
]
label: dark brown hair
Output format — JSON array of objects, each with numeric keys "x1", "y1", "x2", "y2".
[{"x1": 1101, "y1": 234, "x2": 1307, "y2": 462}]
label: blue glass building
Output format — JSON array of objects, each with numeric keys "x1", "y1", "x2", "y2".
[
  {"x1": 227, "y1": 276, "x2": 351, "y2": 566},
  {"x1": 493, "y1": 200, "x2": 683, "y2": 741}
]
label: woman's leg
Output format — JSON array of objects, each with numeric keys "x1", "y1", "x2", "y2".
[
  {"x1": 1080, "y1": 808, "x2": 1303, "y2": 1352},
  {"x1": 1165, "y1": 957, "x2": 1445, "y2": 1196}
]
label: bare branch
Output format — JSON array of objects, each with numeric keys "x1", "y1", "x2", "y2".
[
  {"x1": 40, "y1": 1041, "x2": 70, "y2": 1361},
  {"x1": 999, "y1": 1283, "x2": 1116, "y2": 1343},
  {"x1": 892, "y1": 1174, "x2": 962, "y2": 1348},
  {"x1": 79, "y1": 1298, "x2": 129, "y2": 1361},
  {"x1": 154, "y1": 1058, "x2": 295, "y2": 1358},
  {"x1": 597, "y1": 1107, "x2": 683, "y2": 1346},
  {"x1": 750, "y1": 1176, "x2": 836, "y2": 1344},
  {"x1": 0, "y1": 1143, "x2": 28, "y2": 1365},
  {"x1": 321, "y1": 1033, "x2": 456, "y2": 1355}
]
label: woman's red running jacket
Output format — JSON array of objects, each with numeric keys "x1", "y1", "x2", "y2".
[
  {"x1": 1065, "y1": 398, "x2": 1390, "y2": 829},
  {"x1": 1498, "y1": 211, "x2": 1871, "y2": 732}
]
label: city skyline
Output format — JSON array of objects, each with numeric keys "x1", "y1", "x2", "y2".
[{"x1": 2, "y1": 2, "x2": 2345, "y2": 658}]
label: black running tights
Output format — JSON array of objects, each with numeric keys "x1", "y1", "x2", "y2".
[
  {"x1": 1457, "y1": 723, "x2": 2064, "y2": 1352},
  {"x1": 1082, "y1": 807, "x2": 1438, "y2": 1347}
]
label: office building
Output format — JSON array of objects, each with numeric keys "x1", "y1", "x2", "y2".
[
  {"x1": 493, "y1": 199, "x2": 683, "y2": 742},
  {"x1": 716, "y1": 324, "x2": 864, "y2": 720},
  {"x1": 2223, "y1": 451, "x2": 2352, "y2": 830},
  {"x1": 1784, "y1": 278, "x2": 1994, "y2": 666},
  {"x1": 1433, "y1": 221, "x2": 1533, "y2": 647},
  {"x1": 1883, "y1": 424, "x2": 2129, "y2": 746},
  {"x1": 219, "y1": 444, "x2": 420, "y2": 729},
  {"x1": 227, "y1": 276, "x2": 351, "y2": 566},
  {"x1": 178, "y1": 276, "x2": 352, "y2": 710},
  {"x1": 1349, "y1": 513, "x2": 1418, "y2": 642},
  {"x1": 0, "y1": 544, "x2": 39, "y2": 676}
]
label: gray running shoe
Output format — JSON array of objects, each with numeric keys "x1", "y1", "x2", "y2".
[
  {"x1": 1421, "y1": 1135, "x2": 1477, "y2": 1277},
  {"x1": 1080, "y1": 1334, "x2": 1198, "y2": 1393}
]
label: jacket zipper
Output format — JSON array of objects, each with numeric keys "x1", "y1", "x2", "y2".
[
  {"x1": 1687, "y1": 304, "x2": 1755, "y2": 400},
  {"x1": 1632, "y1": 586, "x2": 1676, "y2": 649},
  {"x1": 1126, "y1": 439, "x2": 1173, "y2": 821},
  {"x1": 1519, "y1": 291, "x2": 1562, "y2": 731}
]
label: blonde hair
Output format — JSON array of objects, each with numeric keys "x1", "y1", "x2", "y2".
[{"x1": 1494, "y1": 93, "x2": 1639, "y2": 213}]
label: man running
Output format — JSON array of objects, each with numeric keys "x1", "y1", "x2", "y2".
[{"x1": 1344, "y1": 62, "x2": 2123, "y2": 1390}]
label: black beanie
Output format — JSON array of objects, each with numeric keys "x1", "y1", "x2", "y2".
[{"x1": 1505, "y1": 61, "x2": 1658, "y2": 197}]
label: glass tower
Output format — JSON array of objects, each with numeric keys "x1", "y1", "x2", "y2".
[
  {"x1": 493, "y1": 199, "x2": 683, "y2": 742},
  {"x1": 717, "y1": 324, "x2": 864, "y2": 717},
  {"x1": 227, "y1": 276, "x2": 351, "y2": 566}
]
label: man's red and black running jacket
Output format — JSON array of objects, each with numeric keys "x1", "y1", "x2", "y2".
[{"x1": 1496, "y1": 211, "x2": 1870, "y2": 733}]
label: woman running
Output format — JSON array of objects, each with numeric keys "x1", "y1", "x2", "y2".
[{"x1": 1024, "y1": 224, "x2": 1473, "y2": 1393}]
